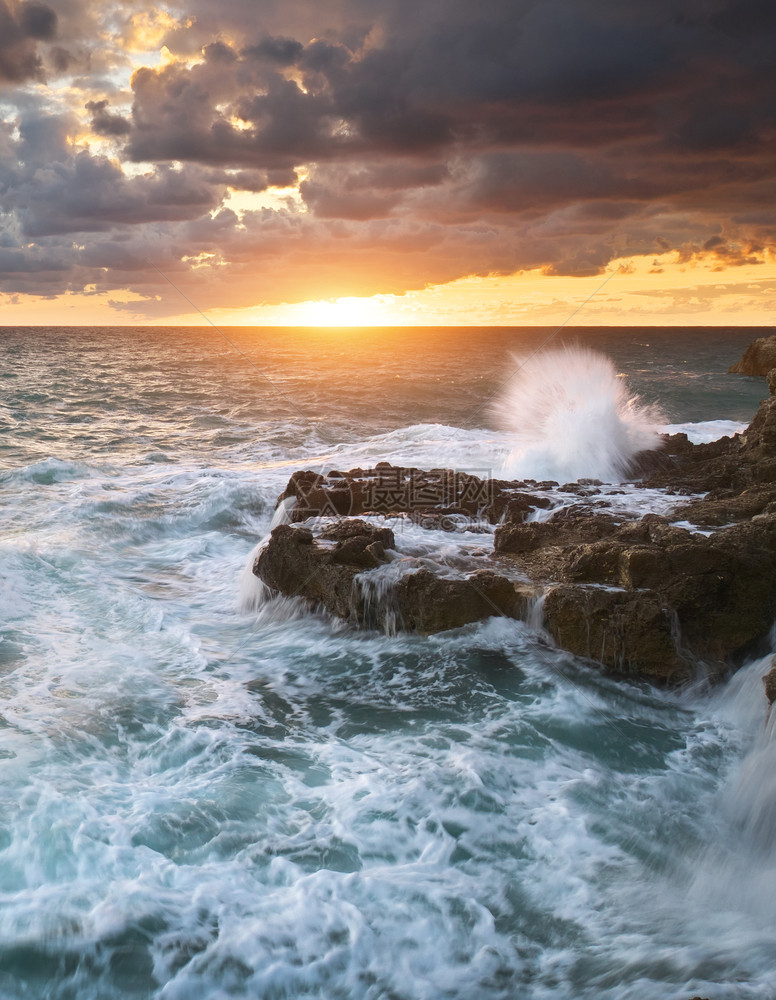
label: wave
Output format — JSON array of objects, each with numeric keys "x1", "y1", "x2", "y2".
[{"x1": 490, "y1": 346, "x2": 665, "y2": 483}]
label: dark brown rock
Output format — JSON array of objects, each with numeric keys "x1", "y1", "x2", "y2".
[
  {"x1": 495, "y1": 497, "x2": 776, "y2": 674},
  {"x1": 489, "y1": 491, "x2": 553, "y2": 523},
  {"x1": 255, "y1": 520, "x2": 395, "y2": 623},
  {"x1": 495, "y1": 508, "x2": 620, "y2": 555},
  {"x1": 729, "y1": 335, "x2": 776, "y2": 375},
  {"x1": 672, "y1": 484, "x2": 776, "y2": 526},
  {"x1": 394, "y1": 568, "x2": 520, "y2": 634},
  {"x1": 278, "y1": 465, "x2": 502, "y2": 522},
  {"x1": 542, "y1": 585, "x2": 685, "y2": 682},
  {"x1": 618, "y1": 546, "x2": 672, "y2": 589},
  {"x1": 740, "y1": 394, "x2": 776, "y2": 464},
  {"x1": 254, "y1": 518, "x2": 523, "y2": 635},
  {"x1": 673, "y1": 515, "x2": 776, "y2": 664},
  {"x1": 276, "y1": 464, "x2": 558, "y2": 527}
]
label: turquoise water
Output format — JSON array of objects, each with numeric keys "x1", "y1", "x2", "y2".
[{"x1": 0, "y1": 326, "x2": 774, "y2": 999}]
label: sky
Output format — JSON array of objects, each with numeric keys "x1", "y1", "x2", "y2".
[{"x1": 0, "y1": 0, "x2": 775, "y2": 326}]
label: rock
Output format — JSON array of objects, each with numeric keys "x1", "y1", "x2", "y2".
[
  {"x1": 279, "y1": 469, "x2": 364, "y2": 520},
  {"x1": 496, "y1": 506, "x2": 621, "y2": 551},
  {"x1": 740, "y1": 394, "x2": 776, "y2": 465},
  {"x1": 729, "y1": 335, "x2": 776, "y2": 375},
  {"x1": 394, "y1": 568, "x2": 521, "y2": 634},
  {"x1": 659, "y1": 516, "x2": 776, "y2": 665},
  {"x1": 278, "y1": 465, "x2": 502, "y2": 522},
  {"x1": 254, "y1": 517, "x2": 525, "y2": 634},
  {"x1": 672, "y1": 484, "x2": 776, "y2": 526},
  {"x1": 254, "y1": 391, "x2": 776, "y2": 684},
  {"x1": 542, "y1": 585, "x2": 685, "y2": 682},
  {"x1": 496, "y1": 501, "x2": 776, "y2": 674},
  {"x1": 276, "y1": 464, "x2": 557, "y2": 526},
  {"x1": 639, "y1": 390, "x2": 776, "y2": 495},
  {"x1": 255, "y1": 520, "x2": 395, "y2": 624},
  {"x1": 494, "y1": 508, "x2": 623, "y2": 581},
  {"x1": 490, "y1": 491, "x2": 553, "y2": 523}
]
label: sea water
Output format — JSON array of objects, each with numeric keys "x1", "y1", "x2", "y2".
[{"x1": 0, "y1": 325, "x2": 774, "y2": 999}]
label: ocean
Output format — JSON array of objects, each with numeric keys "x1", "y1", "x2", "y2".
[{"x1": 1, "y1": 324, "x2": 774, "y2": 999}]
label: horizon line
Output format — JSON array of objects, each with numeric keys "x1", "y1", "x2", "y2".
[{"x1": 1, "y1": 322, "x2": 774, "y2": 330}]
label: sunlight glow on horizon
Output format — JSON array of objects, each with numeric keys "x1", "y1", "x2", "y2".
[
  {"x1": 1, "y1": 251, "x2": 774, "y2": 328},
  {"x1": 199, "y1": 250, "x2": 776, "y2": 328}
]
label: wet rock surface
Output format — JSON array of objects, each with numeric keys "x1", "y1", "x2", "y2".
[
  {"x1": 255, "y1": 518, "x2": 527, "y2": 635},
  {"x1": 253, "y1": 389, "x2": 776, "y2": 687},
  {"x1": 541, "y1": 586, "x2": 684, "y2": 682},
  {"x1": 276, "y1": 463, "x2": 553, "y2": 525},
  {"x1": 525, "y1": 512, "x2": 776, "y2": 680},
  {"x1": 256, "y1": 519, "x2": 396, "y2": 625}
]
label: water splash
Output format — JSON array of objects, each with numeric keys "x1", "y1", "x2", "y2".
[
  {"x1": 491, "y1": 346, "x2": 664, "y2": 483},
  {"x1": 354, "y1": 557, "x2": 422, "y2": 636},
  {"x1": 238, "y1": 495, "x2": 298, "y2": 612}
]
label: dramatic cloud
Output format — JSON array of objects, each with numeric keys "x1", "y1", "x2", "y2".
[
  {"x1": 0, "y1": 0, "x2": 57, "y2": 83},
  {"x1": 85, "y1": 99, "x2": 131, "y2": 137},
  {"x1": 0, "y1": 0, "x2": 775, "y2": 314}
]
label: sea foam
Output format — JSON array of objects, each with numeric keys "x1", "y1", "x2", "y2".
[
  {"x1": 492, "y1": 345, "x2": 664, "y2": 483},
  {"x1": 238, "y1": 495, "x2": 298, "y2": 612}
]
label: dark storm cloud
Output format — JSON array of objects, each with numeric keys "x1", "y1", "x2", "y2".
[
  {"x1": 19, "y1": 1, "x2": 56, "y2": 39},
  {"x1": 299, "y1": 162, "x2": 448, "y2": 220},
  {"x1": 1, "y1": 0, "x2": 775, "y2": 307},
  {"x1": 121, "y1": 0, "x2": 776, "y2": 189},
  {"x1": 0, "y1": 0, "x2": 57, "y2": 83},
  {"x1": 3, "y1": 110, "x2": 227, "y2": 236},
  {"x1": 242, "y1": 36, "x2": 304, "y2": 66},
  {"x1": 20, "y1": 154, "x2": 225, "y2": 235},
  {"x1": 85, "y1": 99, "x2": 131, "y2": 137}
]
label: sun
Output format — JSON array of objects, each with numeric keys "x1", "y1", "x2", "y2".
[{"x1": 287, "y1": 295, "x2": 398, "y2": 326}]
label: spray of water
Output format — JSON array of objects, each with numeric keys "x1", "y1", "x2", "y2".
[
  {"x1": 238, "y1": 495, "x2": 298, "y2": 612},
  {"x1": 491, "y1": 345, "x2": 665, "y2": 483}
]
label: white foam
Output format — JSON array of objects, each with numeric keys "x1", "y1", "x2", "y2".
[
  {"x1": 663, "y1": 418, "x2": 747, "y2": 444},
  {"x1": 687, "y1": 654, "x2": 776, "y2": 923},
  {"x1": 491, "y1": 346, "x2": 665, "y2": 483},
  {"x1": 238, "y1": 495, "x2": 298, "y2": 612}
]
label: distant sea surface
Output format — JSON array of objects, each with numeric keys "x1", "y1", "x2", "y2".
[{"x1": 1, "y1": 325, "x2": 774, "y2": 999}]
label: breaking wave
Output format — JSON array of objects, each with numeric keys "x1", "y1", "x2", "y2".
[{"x1": 492, "y1": 346, "x2": 665, "y2": 482}]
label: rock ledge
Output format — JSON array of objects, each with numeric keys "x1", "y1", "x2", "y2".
[{"x1": 253, "y1": 393, "x2": 776, "y2": 685}]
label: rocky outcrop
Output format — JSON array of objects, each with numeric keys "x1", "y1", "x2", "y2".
[
  {"x1": 636, "y1": 394, "x2": 776, "y2": 494},
  {"x1": 256, "y1": 519, "x2": 396, "y2": 624},
  {"x1": 390, "y1": 568, "x2": 526, "y2": 634},
  {"x1": 729, "y1": 336, "x2": 776, "y2": 375},
  {"x1": 276, "y1": 463, "x2": 552, "y2": 525},
  {"x1": 252, "y1": 388, "x2": 776, "y2": 686},
  {"x1": 541, "y1": 586, "x2": 684, "y2": 681},
  {"x1": 495, "y1": 507, "x2": 776, "y2": 679},
  {"x1": 255, "y1": 517, "x2": 530, "y2": 635},
  {"x1": 671, "y1": 484, "x2": 776, "y2": 526}
]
